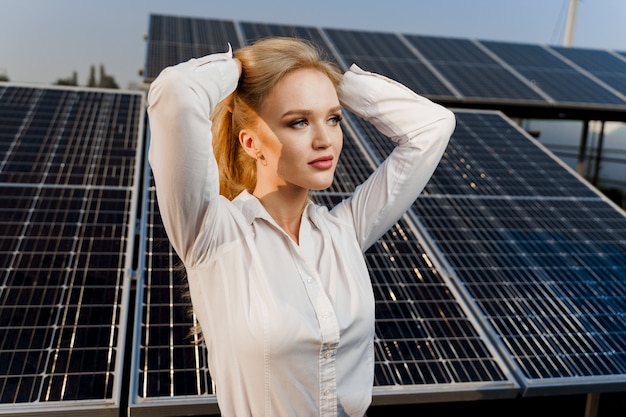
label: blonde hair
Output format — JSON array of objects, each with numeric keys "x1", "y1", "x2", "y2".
[{"x1": 211, "y1": 36, "x2": 343, "y2": 199}]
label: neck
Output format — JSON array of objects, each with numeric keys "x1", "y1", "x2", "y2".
[{"x1": 253, "y1": 186, "x2": 309, "y2": 244}]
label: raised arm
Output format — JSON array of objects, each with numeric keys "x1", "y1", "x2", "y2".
[
  {"x1": 147, "y1": 47, "x2": 239, "y2": 262},
  {"x1": 337, "y1": 64, "x2": 456, "y2": 251}
]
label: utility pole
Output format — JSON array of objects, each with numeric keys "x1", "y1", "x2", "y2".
[{"x1": 564, "y1": 0, "x2": 578, "y2": 47}]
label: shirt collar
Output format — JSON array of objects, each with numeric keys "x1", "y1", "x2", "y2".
[{"x1": 233, "y1": 190, "x2": 320, "y2": 229}]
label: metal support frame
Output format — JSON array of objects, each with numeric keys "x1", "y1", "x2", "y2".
[
  {"x1": 577, "y1": 120, "x2": 590, "y2": 176},
  {"x1": 591, "y1": 121, "x2": 606, "y2": 186}
]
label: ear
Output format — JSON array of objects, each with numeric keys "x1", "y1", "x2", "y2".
[{"x1": 238, "y1": 129, "x2": 260, "y2": 160}]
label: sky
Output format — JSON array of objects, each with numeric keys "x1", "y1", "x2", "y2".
[{"x1": 1, "y1": 0, "x2": 626, "y2": 89}]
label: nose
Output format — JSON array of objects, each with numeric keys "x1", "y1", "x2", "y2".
[{"x1": 312, "y1": 123, "x2": 334, "y2": 149}]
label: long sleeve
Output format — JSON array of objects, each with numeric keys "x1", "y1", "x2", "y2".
[
  {"x1": 336, "y1": 64, "x2": 456, "y2": 251},
  {"x1": 147, "y1": 48, "x2": 240, "y2": 263}
]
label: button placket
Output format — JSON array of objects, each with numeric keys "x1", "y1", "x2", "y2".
[{"x1": 289, "y1": 243, "x2": 340, "y2": 416}]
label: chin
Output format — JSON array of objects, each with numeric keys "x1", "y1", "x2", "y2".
[
  {"x1": 298, "y1": 171, "x2": 336, "y2": 191},
  {"x1": 309, "y1": 180, "x2": 334, "y2": 191}
]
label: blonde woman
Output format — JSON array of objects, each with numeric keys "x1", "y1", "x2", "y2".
[{"x1": 147, "y1": 37, "x2": 455, "y2": 417}]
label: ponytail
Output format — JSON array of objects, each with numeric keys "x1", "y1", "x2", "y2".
[{"x1": 211, "y1": 100, "x2": 257, "y2": 200}]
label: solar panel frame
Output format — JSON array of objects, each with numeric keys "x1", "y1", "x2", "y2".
[{"x1": 0, "y1": 83, "x2": 145, "y2": 416}]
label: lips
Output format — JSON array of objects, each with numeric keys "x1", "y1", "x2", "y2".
[{"x1": 308, "y1": 155, "x2": 334, "y2": 170}]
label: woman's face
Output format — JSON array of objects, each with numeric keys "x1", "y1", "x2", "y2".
[{"x1": 252, "y1": 68, "x2": 343, "y2": 192}]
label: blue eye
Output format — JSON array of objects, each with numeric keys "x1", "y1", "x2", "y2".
[
  {"x1": 290, "y1": 119, "x2": 308, "y2": 128},
  {"x1": 328, "y1": 115, "x2": 343, "y2": 126}
]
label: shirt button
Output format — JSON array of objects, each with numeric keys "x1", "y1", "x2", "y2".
[
  {"x1": 323, "y1": 389, "x2": 331, "y2": 396},
  {"x1": 306, "y1": 277, "x2": 313, "y2": 284},
  {"x1": 324, "y1": 351, "x2": 333, "y2": 359}
]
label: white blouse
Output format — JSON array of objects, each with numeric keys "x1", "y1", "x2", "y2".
[{"x1": 147, "y1": 47, "x2": 455, "y2": 417}]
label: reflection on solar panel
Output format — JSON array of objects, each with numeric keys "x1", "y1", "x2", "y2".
[
  {"x1": 424, "y1": 111, "x2": 599, "y2": 198},
  {"x1": 0, "y1": 85, "x2": 144, "y2": 415},
  {"x1": 480, "y1": 41, "x2": 626, "y2": 106}
]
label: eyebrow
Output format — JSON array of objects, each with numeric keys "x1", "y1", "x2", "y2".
[{"x1": 280, "y1": 106, "x2": 342, "y2": 118}]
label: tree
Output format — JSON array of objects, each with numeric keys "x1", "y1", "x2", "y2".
[
  {"x1": 52, "y1": 65, "x2": 120, "y2": 89},
  {"x1": 88, "y1": 65, "x2": 97, "y2": 87},
  {"x1": 98, "y1": 65, "x2": 118, "y2": 89},
  {"x1": 55, "y1": 71, "x2": 78, "y2": 86}
]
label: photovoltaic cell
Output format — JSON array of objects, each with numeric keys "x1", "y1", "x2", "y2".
[{"x1": 0, "y1": 85, "x2": 144, "y2": 414}]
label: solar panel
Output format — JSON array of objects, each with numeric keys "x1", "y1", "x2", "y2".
[
  {"x1": 3, "y1": 8, "x2": 626, "y2": 417},
  {"x1": 238, "y1": 22, "x2": 342, "y2": 70},
  {"x1": 137, "y1": 14, "x2": 626, "y2": 413},
  {"x1": 130, "y1": 114, "x2": 518, "y2": 415},
  {"x1": 323, "y1": 28, "x2": 454, "y2": 97},
  {"x1": 144, "y1": 15, "x2": 242, "y2": 83},
  {"x1": 129, "y1": 185, "x2": 219, "y2": 417},
  {"x1": 0, "y1": 84, "x2": 144, "y2": 415},
  {"x1": 404, "y1": 35, "x2": 546, "y2": 103},
  {"x1": 480, "y1": 41, "x2": 626, "y2": 106},
  {"x1": 424, "y1": 111, "x2": 599, "y2": 198},
  {"x1": 403, "y1": 111, "x2": 626, "y2": 396},
  {"x1": 550, "y1": 46, "x2": 626, "y2": 98},
  {"x1": 144, "y1": 14, "x2": 626, "y2": 118}
]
